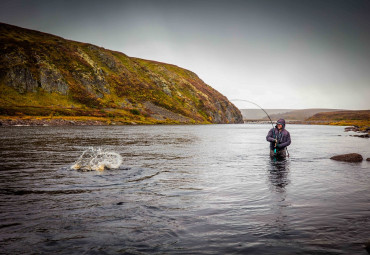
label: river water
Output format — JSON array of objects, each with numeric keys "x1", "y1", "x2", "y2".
[{"x1": 0, "y1": 124, "x2": 369, "y2": 254}]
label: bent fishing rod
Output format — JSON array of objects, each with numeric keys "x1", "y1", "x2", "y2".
[
  {"x1": 218, "y1": 98, "x2": 274, "y2": 129},
  {"x1": 219, "y1": 98, "x2": 289, "y2": 158},
  {"x1": 229, "y1": 99, "x2": 274, "y2": 130}
]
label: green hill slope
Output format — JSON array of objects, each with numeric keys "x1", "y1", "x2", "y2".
[
  {"x1": 0, "y1": 23, "x2": 242, "y2": 125},
  {"x1": 307, "y1": 110, "x2": 370, "y2": 129}
]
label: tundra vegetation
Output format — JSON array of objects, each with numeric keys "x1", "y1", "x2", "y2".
[{"x1": 0, "y1": 23, "x2": 243, "y2": 126}]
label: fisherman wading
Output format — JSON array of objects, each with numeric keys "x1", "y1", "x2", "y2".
[{"x1": 266, "y1": 119, "x2": 291, "y2": 159}]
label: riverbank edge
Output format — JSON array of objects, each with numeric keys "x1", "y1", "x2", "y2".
[
  {"x1": 1, "y1": 116, "x2": 369, "y2": 128},
  {"x1": 0, "y1": 116, "x2": 212, "y2": 126}
]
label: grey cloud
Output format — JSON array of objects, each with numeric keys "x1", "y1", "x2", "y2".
[{"x1": 1, "y1": 0, "x2": 369, "y2": 109}]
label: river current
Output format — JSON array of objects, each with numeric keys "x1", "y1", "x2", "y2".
[{"x1": 0, "y1": 124, "x2": 369, "y2": 254}]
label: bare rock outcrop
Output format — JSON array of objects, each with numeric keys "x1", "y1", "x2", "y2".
[{"x1": 0, "y1": 22, "x2": 243, "y2": 124}]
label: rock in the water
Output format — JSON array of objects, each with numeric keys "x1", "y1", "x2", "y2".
[
  {"x1": 330, "y1": 153, "x2": 363, "y2": 162},
  {"x1": 365, "y1": 240, "x2": 370, "y2": 254},
  {"x1": 352, "y1": 134, "x2": 370, "y2": 138},
  {"x1": 344, "y1": 126, "x2": 359, "y2": 132},
  {"x1": 366, "y1": 158, "x2": 370, "y2": 161}
]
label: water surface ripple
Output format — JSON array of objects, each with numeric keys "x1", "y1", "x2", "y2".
[{"x1": 0, "y1": 124, "x2": 369, "y2": 254}]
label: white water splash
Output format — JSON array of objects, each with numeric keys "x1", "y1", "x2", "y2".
[{"x1": 71, "y1": 147, "x2": 122, "y2": 171}]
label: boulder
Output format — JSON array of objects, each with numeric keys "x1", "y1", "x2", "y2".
[
  {"x1": 366, "y1": 158, "x2": 370, "y2": 161},
  {"x1": 365, "y1": 240, "x2": 370, "y2": 253},
  {"x1": 344, "y1": 126, "x2": 359, "y2": 132},
  {"x1": 330, "y1": 153, "x2": 363, "y2": 162},
  {"x1": 352, "y1": 134, "x2": 370, "y2": 138},
  {"x1": 359, "y1": 134, "x2": 369, "y2": 138}
]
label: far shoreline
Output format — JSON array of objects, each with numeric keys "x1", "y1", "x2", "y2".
[
  {"x1": 244, "y1": 119, "x2": 370, "y2": 130},
  {"x1": 0, "y1": 116, "x2": 218, "y2": 126},
  {"x1": 1, "y1": 116, "x2": 369, "y2": 130}
]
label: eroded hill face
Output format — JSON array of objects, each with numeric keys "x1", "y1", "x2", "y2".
[{"x1": 0, "y1": 23, "x2": 243, "y2": 124}]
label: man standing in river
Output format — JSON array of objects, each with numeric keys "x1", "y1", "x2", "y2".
[{"x1": 266, "y1": 119, "x2": 291, "y2": 159}]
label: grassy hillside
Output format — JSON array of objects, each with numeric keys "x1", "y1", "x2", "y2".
[
  {"x1": 0, "y1": 23, "x2": 243, "y2": 125},
  {"x1": 307, "y1": 110, "x2": 370, "y2": 129}
]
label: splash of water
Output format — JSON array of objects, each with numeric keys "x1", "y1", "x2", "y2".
[{"x1": 71, "y1": 147, "x2": 122, "y2": 171}]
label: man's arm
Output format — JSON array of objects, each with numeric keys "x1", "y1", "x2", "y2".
[
  {"x1": 278, "y1": 132, "x2": 291, "y2": 148},
  {"x1": 266, "y1": 129, "x2": 276, "y2": 142}
]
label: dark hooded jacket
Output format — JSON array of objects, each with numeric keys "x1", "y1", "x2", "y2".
[{"x1": 266, "y1": 119, "x2": 291, "y2": 151}]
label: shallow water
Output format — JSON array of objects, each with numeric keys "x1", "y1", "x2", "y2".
[{"x1": 0, "y1": 124, "x2": 369, "y2": 254}]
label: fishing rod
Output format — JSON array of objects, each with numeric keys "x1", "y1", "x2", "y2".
[
  {"x1": 228, "y1": 99, "x2": 274, "y2": 130},
  {"x1": 229, "y1": 99, "x2": 277, "y2": 155},
  {"x1": 217, "y1": 98, "x2": 273, "y2": 127},
  {"x1": 220, "y1": 98, "x2": 289, "y2": 158}
]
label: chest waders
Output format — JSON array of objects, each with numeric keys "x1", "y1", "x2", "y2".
[{"x1": 274, "y1": 130, "x2": 290, "y2": 159}]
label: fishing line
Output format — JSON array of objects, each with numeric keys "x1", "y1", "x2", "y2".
[
  {"x1": 220, "y1": 98, "x2": 290, "y2": 158},
  {"x1": 228, "y1": 99, "x2": 274, "y2": 129}
]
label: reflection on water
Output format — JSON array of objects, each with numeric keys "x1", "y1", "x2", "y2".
[
  {"x1": 0, "y1": 124, "x2": 369, "y2": 254},
  {"x1": 268, "y1": 159, "x2": 290, "y2": 192},
  {"x1": 266, "y1": 159, "x2": 291, "y2": 245}
]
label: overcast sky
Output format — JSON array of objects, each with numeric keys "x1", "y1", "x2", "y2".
[{"x1": 1, "y1": 0, "x2": 369, "y2": 109}]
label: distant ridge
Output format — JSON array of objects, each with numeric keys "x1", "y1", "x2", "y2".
[
  {"x1": 307, "y1": 110, "x2": 370, "y2": 129},
  {"x1": 307, "y1": 110, "x2": 370, "y2": 121},
  {"x1": 240, "y1": 109, "x2": 292, "y2": 120},
  {"x1": 241, "y1": 108, "x2": 343, "y2": 121}
]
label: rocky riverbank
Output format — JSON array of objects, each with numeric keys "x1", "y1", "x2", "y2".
[
  {"x1": 345, "y1": 125, "x2": 370, "y2": 138},
  {"x1": 0, "y1": 117, "x2": 107, "y2": 126},
  {"x1": 0, "y1": 115, "x2": 206, "y2": 126}
]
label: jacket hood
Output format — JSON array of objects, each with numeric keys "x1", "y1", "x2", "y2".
[{"x1": 276, "y1": 119, "x2": 286, "y2": 129}]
